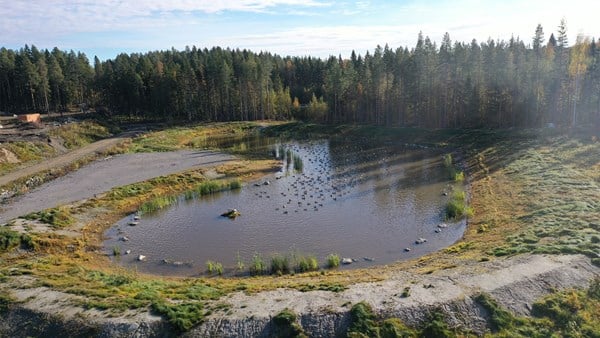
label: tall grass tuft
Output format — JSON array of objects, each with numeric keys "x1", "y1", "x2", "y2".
[
  {"x1": 294, "y1": 254, "x2": 318, "y2": 273},
  {"x1": 293, "y1": 154, "x2": 303, "y2": 172},
  {"x1": 235, "y1": 251, "x2": 245, "y2": 272},
  {"x1": 139, "y1": 195, "x2": 178, "y2": 215},
  {"x1": 446, "y1": 188, "x2": 474, "y2": 220},
  {"x1": 249, "y1": 253, "x2": 267, "y2": 275},
  {"x1": 206, "y1": 260, "x2": 223, "y2": 275},
  {"x1": 228, "y1": 179, "x2": 242, "y2": 190},
  {"x1": 270, "y1": 254, "x2": 290, "y2": 275},
  {"x1": 326, "y1": 254, "x2": 340, "y2": 269}
]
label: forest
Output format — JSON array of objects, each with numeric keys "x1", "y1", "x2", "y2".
[{"x1": 0, "y1": 21, "x2": 598, "y2": 129}]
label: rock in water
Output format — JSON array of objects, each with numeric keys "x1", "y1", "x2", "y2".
[
  {"x1": 137, "y1": 255, "x2": 146, "y2": 261},
  {"x1": 221, "y1": 209, "x2": 241, "y2": 219},
  {"x1": 415, "y1": 238, "x2": 427, "y2": 244},
  {"x1": 341, "y1": 258, "x2": 354, "y2": 264}
]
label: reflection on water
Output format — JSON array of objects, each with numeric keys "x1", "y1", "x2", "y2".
[{"x1": 104, "y1": 138, "x2": 465, "y2": 276}]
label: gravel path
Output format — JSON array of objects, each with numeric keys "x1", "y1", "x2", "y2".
[
  {"x1": 0, "y1": 150, "x2": 234, "y2": 223},
  {"x1": 0, "y1": 132, "x2": 137, "y2": 188}
]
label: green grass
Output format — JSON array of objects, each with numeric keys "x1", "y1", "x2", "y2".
[
  {"x1": 326, "y1": 254, "x2": 340, "y2": 269},
  {"x1": 249, "y1": 253, "x2": 268, "y2": 276},
  {"x1": 205, "y1": 261, "x2": 223, "y2": 276},
  {"x1": 272, "y1": 308, "x2": 306, "y2": 337},
  {"x1": 0, "y1": 141, "x2": 55, "y2": 174},
  {"x1": 270, "y1": 255, "x2": 291, "y2": 275},
  {"x1": 0, "y1": 228, "x2": 25, "y2": 252},
  {"x1": 347, "y1": 302, "x2": 381, "y2": 337},
  {"x1": 294, "y1": 254, "x2": 318, "y2": 273},
  {"x1": 49, "y1": 120, "x2": 111, "y2": 149},
  {"x1": 445, "y1": 189, "x2": 473, "y2": 220},
  {"x1": 22, "y1": 207, "x2": 75, "y2": 228},
  {"x1": 138, "y1": 195, "x2": 178, "y2": 215},
  {"x1": 293, "y1": 154, "x2": 303, "y2": 172}
]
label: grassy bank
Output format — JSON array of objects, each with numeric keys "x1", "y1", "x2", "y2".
[
  {"x1": 0, "y1": 121, "x2": 598, "y2": 333},
  {"x1": 345, "y1": 277, "x2": 600, "y2": 337}
]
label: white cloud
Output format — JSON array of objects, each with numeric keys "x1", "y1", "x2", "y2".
[{"x1": 1, "y1": 0, "x2": 598, "y2": 59}]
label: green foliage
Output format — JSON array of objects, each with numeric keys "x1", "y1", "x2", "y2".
[
  {"x1": 270, "y1": 255, "x2": 290, "y2": 275},
  {"x1": 49, "y1": 121, "x2": 111, "y2": 149},
  {"x1": 138, "y1": 195, "x2": 178, "y2": 215},
  {"x1": 293, "y1": 154, "x2": 303, "y2": 172},
  {"x1": 151, "y1": 301, "x2": 205, "y2": 332},
  {"x1": 228, "y1": 179, "x2": 242, "y2": 190},
  {"x1": 112, "y1": 246, "x2": 120, "y2": 256},
  {"x1": 588, "y1": 277, "x2": 600, "y2": 300},
  {"x1": 326, "y1": 253, "x2": 340, "y2": 269},
  {"x1": 420, "y1": 312, "x2": 456, "y2": 338},
  {"x1": 445, "y1": 189, "x2": 473, "y2": 220},
  {"x1": 205, "y1": 261, "x2": 223, "y2": 275},
  {"x1": 249, "y1": 253, "x2": 267, "y2": 275},
  {"x1": 347, "y1": 302, "x2": 379, "y2": 337},
  {"x1": 380, "y1": 318, "x2": 417, "y2": 338},
  {"x1": 273, "y1": 308, "x2": 306, "y2": 338},
  {"x1": 474, "y1": 293, "x2": 518, "y2": 333},
  {"x1": 0, "y1": 228, "x2": 23, "y2": 251},
  {"x1": 23, "y1": 207, "x2": 74, "y2": 227},
  {"x1": 235, "y1": 251, "x2": 245, "y2": 272},
  {"x1": 294, "y1": 255, "x2": 318, "y2": 273}
]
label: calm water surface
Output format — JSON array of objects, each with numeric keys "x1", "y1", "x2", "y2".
[{"x1": 104, "y1": 138, "x2": 465, "y2": 275}]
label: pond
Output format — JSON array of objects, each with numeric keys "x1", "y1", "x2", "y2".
[{"x1": 103, "y1": 137, "x2": 466, "y2": 276}]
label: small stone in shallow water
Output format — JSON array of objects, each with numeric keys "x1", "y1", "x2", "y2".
[{"x1": 137, "y1": 255, "x2": 146, "y2": 261}]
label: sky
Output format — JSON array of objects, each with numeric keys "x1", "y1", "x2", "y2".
[{"x1": 1, "y1": 0, "x2": 598, "y2": 61}]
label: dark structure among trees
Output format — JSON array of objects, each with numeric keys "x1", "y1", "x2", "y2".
[{"x1": 1, "y1": 22, "x2": 599, "y2": 128}]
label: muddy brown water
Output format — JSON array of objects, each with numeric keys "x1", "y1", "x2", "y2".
[{"x1": 104, "y1": 138, "x2": 465, "y2": 276}]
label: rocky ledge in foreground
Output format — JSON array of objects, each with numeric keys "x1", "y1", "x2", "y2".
[{"x1": 0, "y1": 254, "x2": 598, "y2": 337}]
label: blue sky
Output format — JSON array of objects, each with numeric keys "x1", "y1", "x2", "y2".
[{"x1": 1, "y1": 0, "x2": 598, "y2": 61}]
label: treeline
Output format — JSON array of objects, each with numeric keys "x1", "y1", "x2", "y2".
[{"x1": 1, "y1": 21, "x2": 599, "y2": 128}]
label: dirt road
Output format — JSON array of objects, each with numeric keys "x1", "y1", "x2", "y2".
[
  {"x1": 0, "y1": 129, "x2": 236, "y2": 223},
  {"x1": 0, "y1": 132, "x2": 135, "y2": 188}
]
